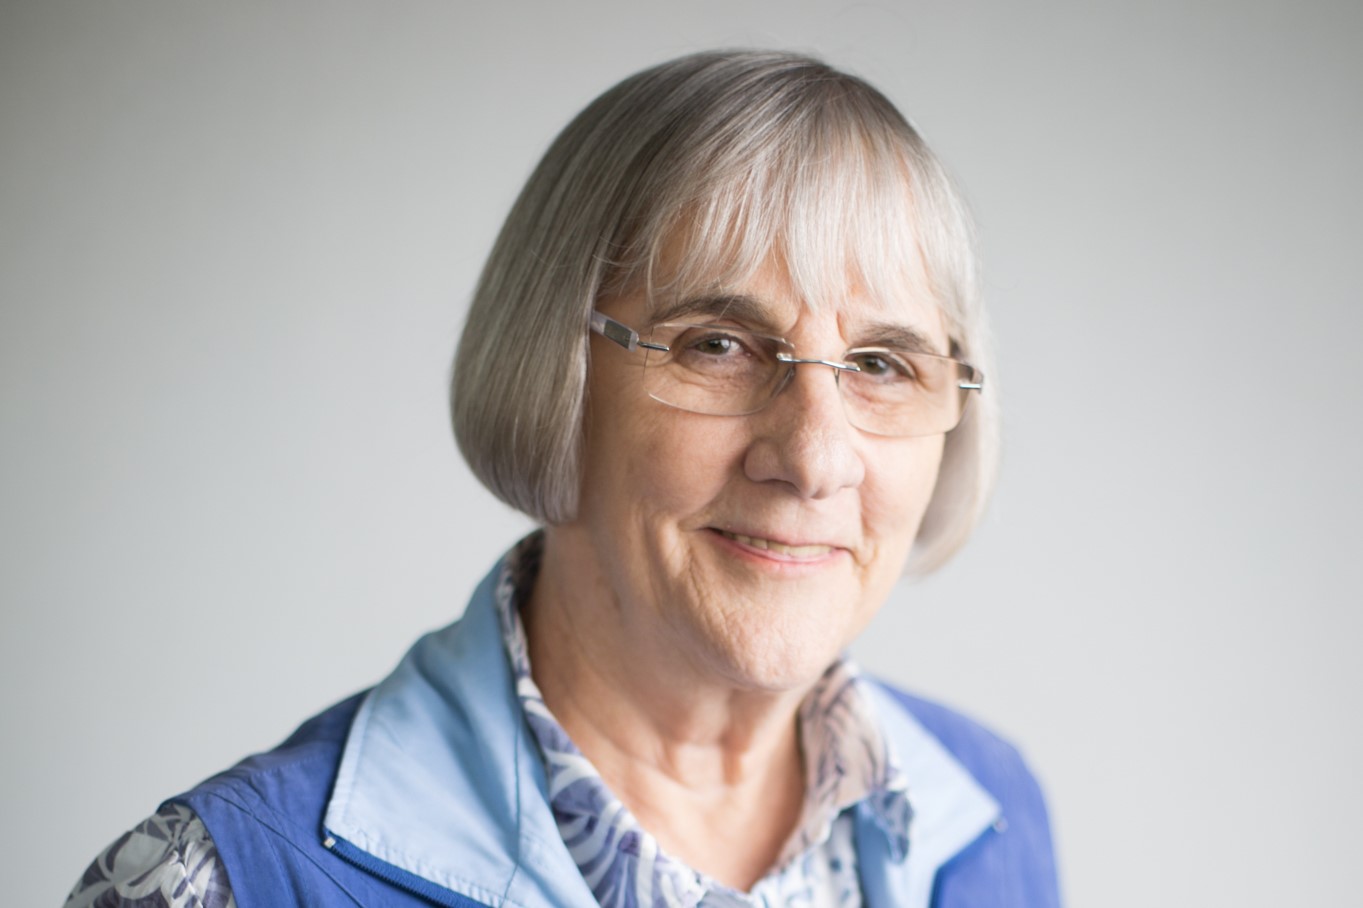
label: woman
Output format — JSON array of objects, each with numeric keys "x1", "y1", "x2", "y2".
[{"x1": 67, "y1": 50, "x2": 1059, "y2": 908}]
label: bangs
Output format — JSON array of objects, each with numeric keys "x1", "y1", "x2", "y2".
[{"x1": 600, "y1": 86, "x2": 969, "y2": 341}]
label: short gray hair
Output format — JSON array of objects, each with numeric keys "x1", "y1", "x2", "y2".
[{"x1": 451, "y1": 50, "x2": 999, "y2": 573}]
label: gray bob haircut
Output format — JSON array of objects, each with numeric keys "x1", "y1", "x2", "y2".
[{"x1": 452, "y1": 50, "x2": 999, "y2": 573}]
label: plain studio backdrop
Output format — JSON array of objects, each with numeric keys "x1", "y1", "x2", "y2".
[{"x1": 3, "y1": 1, "x2": 1360, "y2": 904}]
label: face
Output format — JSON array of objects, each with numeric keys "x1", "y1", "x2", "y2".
[{"x1": 566, "y1": 260, "x2": 950, "y2": 693}]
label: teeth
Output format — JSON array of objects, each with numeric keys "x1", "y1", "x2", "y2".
[{"x1": 720, "y1": 531, "x2": 832, "y2": 558}]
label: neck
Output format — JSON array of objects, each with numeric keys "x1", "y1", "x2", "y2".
[{"x1": 521, "y1": 527, "x2": 811, "y2": 889}]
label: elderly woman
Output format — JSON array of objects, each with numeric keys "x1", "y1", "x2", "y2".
[{"x1": 67, "y1": 51, "x2": 1059, "y2": 908}]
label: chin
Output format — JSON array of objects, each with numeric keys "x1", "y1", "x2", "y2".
[{"x1": 701, "y1": 616, "x2": 851, "y2": 694}]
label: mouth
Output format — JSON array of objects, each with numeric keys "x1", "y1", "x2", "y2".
[{"x1": 715, "y1": 529, "x2": 835, "y2": 559}]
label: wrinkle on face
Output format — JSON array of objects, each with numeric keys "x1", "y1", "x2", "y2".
[{"x1": 553, "y1": 235, "x2": 949, "y2": 706}]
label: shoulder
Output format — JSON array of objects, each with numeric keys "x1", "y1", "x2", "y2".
[
  {"x1": 164, "y1": 693, "x2": 392, "y2": 907},
  {"x1": 65, "y1": 693, "x2": 375, "y2": 908},
  {"x1": 184, "y1": 692, "x2": 365, "y2": 813},
  {"x1": 169, "y1": 692, "x2": 367, "y2": 861},
  {"x1": 64, "y1": 802, "x2": 236, "y2": 908},
  {"x1": 870, "y1": 681, "x2": 1063, "y2": 907}
]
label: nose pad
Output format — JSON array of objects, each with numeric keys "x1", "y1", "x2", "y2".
[{"x1": 766, "y1": 364, "x2": 797, "y2": 403}]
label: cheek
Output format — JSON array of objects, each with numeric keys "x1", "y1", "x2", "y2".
[
  {"x1": 863, "y1": 437, "x2": 946, "y2": 555},
  {"x1": 580, "y1": 394, "x2": 743, "y2": 532},
  {"x1": 637, "y1": 414, "x2": 748, "y2": 522}
]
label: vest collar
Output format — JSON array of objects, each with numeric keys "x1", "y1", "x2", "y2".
[{"x1": 323, "y1": 556, "x2": 999, "y2": 908}]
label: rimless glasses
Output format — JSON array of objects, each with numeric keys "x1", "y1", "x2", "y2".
[{"x1": 589, "y1": 312, "x2": 983, "y2": 438}]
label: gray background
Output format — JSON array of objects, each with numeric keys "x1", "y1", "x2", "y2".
[{"x1": 4, "y1": 1, "x2": 1360, "y2": 904}]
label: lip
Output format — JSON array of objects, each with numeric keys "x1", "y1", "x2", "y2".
[{"x1": 708, "y1": 527, "x2": 848, "y2": 565}]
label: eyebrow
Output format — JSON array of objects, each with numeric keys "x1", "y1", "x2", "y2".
[
  {"x1": 650, "y1": 294, "x2": 776, "y2": 330},
  {"x1": 853, "y1": 322, "x2": 945, "y2": 356},
  {"x1": 651, "y1": 294, "x2": 947, "y2": 356}
]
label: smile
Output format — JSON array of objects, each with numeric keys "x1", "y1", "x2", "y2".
[{"x1": 716, "y1": 530, "x2": 834, "y2": 558}]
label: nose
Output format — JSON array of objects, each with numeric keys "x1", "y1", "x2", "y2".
[{"x1": 742, "y1": 362, "x2": 865, "y2": 499}]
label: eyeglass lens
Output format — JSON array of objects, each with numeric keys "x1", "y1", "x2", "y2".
[{"x1": 639, "y1": 323, "x2": 976, "y2": 438}]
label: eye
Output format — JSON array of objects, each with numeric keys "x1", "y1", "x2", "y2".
[
  {"x1": 689, "y1": 333, "x2": 744, "y2": 357},
  {"x1": 669, "y1": 328, "x2": 753, "y2": 373},
  {"x1": 670, "y1": 326, "x2": 776, "y2": 363},
  {"x1": 847, "y1": 349, "x2": 916, "y2": 382},
  {"x1": 665, "y1": 325, "x2": 779, "y2": 380}
]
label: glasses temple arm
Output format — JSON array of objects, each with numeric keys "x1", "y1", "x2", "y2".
[{"x1": 589, "y1": 312, "x2": 668, "y2": 351}]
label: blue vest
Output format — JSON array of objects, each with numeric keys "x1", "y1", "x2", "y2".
[{"x1": 175, "y1": 561, "x2": 1060, "y2": 908}]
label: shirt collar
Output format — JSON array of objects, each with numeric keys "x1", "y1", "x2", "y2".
[{"x1": 324, "y1": 540, "x2": 999, "y2": 908}]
